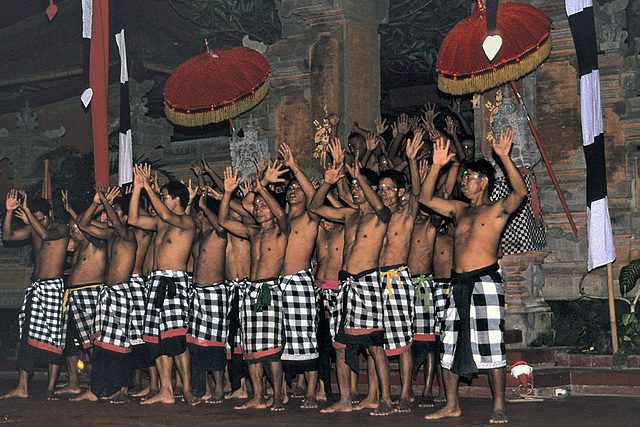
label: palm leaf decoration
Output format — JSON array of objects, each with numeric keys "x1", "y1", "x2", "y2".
[{"x1": 619, "y1": 259, "x2": 640, "y2": 296}]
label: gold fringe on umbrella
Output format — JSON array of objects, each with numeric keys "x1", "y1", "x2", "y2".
[
  {"x1": 164, "y1": 78, "x2": 270, "y2": 127},
  {"x1": 438, "y1": 38, "x2": 552, "y2": 95}
]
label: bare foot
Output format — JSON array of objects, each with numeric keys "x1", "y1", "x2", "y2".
[
  {"x1": 419, "y1": 395, "x2": 435, "y2": 408},
  {"x1": 350, "y1": 393, "x2": 360, "y2": 404},
  {"x1": 370, "y1": 401, "x2": 394, "y2": 416},
  {"x1": 424, "y1": 405, "x2": 462, "y2": 420},
  {"x1": 141, "y1": 390, "x2": 175, "y2": 404},
  {"x1": 54, "y1": 384, "x2": 81, "y2": 395},
  {"x1": 0, "y1": 388, "x2": 28, "y2": 399},
  {"x1": 205, "y1": 390, "x2": 224, "y2": 404},
  {"x1": 316, "y1": 388, "x2": 327, "y2": 402},
  {"x1": 270, "y1": 397, "x2": 285, "y2": 412},
  {"x1": 394, "y1": 398, "x2": 411, "y2": 413},
  {"x1": 320, "y1": 400, "x2": 352, "y2": 413},
  {"x1": 353, "y1": 396, "x2": 378, "y2": 411},
  {"x1": 131, "y1": 386, "x2": 149, "y2": 398},
  {"x1": 433, "y1": 392, "x2": 446, "y2": 403},
  {"x1": 489, "y1": 410, "x2": 508, "y2": 424},
  {"x1": 225, "y1": 388, "x2": 249, "y2": 399},
  {"x1": 71, "y1": 390, "x2": 98, "y2": 402},
  {"x1": 173, "y1": 386, "x2": 184, "y2": 399},
  {"x1": 291, "y1": 386, "x2": 306, "y2": 398},
  {"x1": 46, "y1": 390, "x2": 59, "y2": 401},
  {"x1": 110, "y1": 391, "x2": 131, "y2": 404},
  {"x1": 141, "y1": 389, "x2": 159, "y2": 402},
  {"x1": 183, "y1": 391, "x2": 201, "y2": 406},
  {"x1": 300, "y1": 397, "x2": 317, "y2": 409},
  {"x1": 234, "y1": 396, "x2": 266, "y2": 409},
  {"x1": 129, "y1": 384, "x2": 144, "y2": 395}
]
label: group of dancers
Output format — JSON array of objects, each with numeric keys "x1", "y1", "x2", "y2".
[{"x1": 1, "y1": 104, "x2": 525, "y2": 424}]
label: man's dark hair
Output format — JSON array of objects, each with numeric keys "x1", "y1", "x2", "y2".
[
  {"x1": 357, "y1": 168, "x2": 379, "y2": 188},
  {"x1": 114, "y1": 194, "x2": 131, "y2": 216},
  {"x1": 27, "y1": 197, "x2": 51, "y2": 216},
  {"x1": 466, "y1": 159, "x2": 495, "y2": 195},
  {"x1": 192, "y1": 194, "x2": 221, "y2": 215},
  {"x1": 160, "y1": 181, "x2": 190, "y2": 210},
  {"x1": 348, "y1": 133, "x2": 365, "y2": 144},
  {"x1": 379, "y1": 169, "x2": 406, "y2": 190}
]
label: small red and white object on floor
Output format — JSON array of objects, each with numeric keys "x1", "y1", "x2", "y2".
[{"x1": 510, "y1": 360, "x2": 533, "y2": 397}]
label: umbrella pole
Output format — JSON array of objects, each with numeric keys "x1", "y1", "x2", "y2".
[
  {"x1": 607, "y1": 262, "x2": 619, "y2": 355},
  {"x1": 509, "y1": 81, "x2": 578, "y2": 237}
]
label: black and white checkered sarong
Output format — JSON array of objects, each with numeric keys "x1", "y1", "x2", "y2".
[
  {"x1": 432, "y1": 278, "x2": 451, "y2": 335},
  {"x1": 63, "y1": 283, "x2": 102, "y2": 348},
  {"x1": 188, "y1": 282, "x2": 228, "y2": 346},
  {"x1": 19, "y1": 278, "x2": 65, "y2": 354},
  {"x1": 240, "y1": 277, "x2": 283, "y2": 360},
  {"x1": 225, "y1": 279, "x2": 246, "y2": 354},
  {"x1": 413, "y1": 275, "x2": 436, "y2": 340},
  {"x1": 93, "y1": 283, "x2": 132, "y2": 350},
  {"x1": 380, "y1": 265, "x2": 415, "y2": 354},
  {"x1": 143, "y1": 270, "x2": 190, "y2": 343},
  {"x1": 335, "y1": 268, "x2": 383, "y2": 338},
  {"x1": 281, "y1": 269, "x2": 319, "y2": 361},
  {"x1": 316, "y1": 280, "x2": 339, "y2": 342},
  {"x1": 127, "y1": 275, "x2": 146, "y2": 346},
  {"x1": 440, "y1": 264, "x2": 506, "y2": 374}
]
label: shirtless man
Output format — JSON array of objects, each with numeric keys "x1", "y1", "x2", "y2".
[
  {"x1": 310, "y1": 150, "x2": 392, "y2": 416},
  {"x1": 277, "y1": 143, "x2": 321, "y2": 408},
  {"x1": 1, "y1": 191, "x2": 69, "y2": 400},
  {"x1": 218, "y1": 166, "x2": 290, "y2": 411},
  {"x1": 73, "y1": 185, "x2": 138, "y2": 403},
  {"x1": 57, "y1": 204, "x2": 108, "y2": 395},
  {"x1": 421, "y1": 129, "x2": 526, "y2": 424},
  {"x1": 128, "y1": 164, "x2": 199, "y2": 406},
  {"x1": 187, "y1": 191, "x2": 228, "y2": 403}
]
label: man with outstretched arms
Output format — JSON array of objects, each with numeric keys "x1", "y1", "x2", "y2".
[
  {"x1": 218, "y1": 166, "x2": 290, "y2": 411},
  {"x1": 277, "y1": 143, "x2": 321, "y2": 408},
  {"x1": 309, "y1": 149, "x2": 392, "y2": 416},
  {"x1": 128, "y1": 164, "x2": 199, "y2": 406},
  {"x1": 187, "y1": 190, "x2": 228, "y2": 403},
  {"x1": 421, "y1": 129, "x2": 526, "y2": 424},
  {"x1": 72, "y1": 185, "x2": 138, "y2": 404},
  {"x1": 1, "y1": 191, "x2": 69, "y2": 400}
]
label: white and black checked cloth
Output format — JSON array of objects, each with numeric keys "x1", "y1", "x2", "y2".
[
  {"x1": 188, "y1": 282, "x2": 228, "y2": 346},
  {"x1": 19, "y1": 278, "x2": 65, "y2": 353},
  {"x1": 63, "y1": 283, "x2": 101, "y2": 347},
  {"x1": 281, "y1": 269, "x2": 319, "y2": 361},
  {"x1": 413, "y1": 275, "x2": 436, "y2": 339},
  {"x1": 380, "y1": 265, "x2": 415, "y2": 353},
  {"x1": 143, "y1": 270, "x2": 190, "y2": 343},
  {"x1": 93, "y1": 283, "x2": 131, "y2": 350},
  {"x1": 128, "y1": 274, "x2": 147, "y2": 346},
  {"x1": 432, "y1": 278, "x2": 452, "y2": 335},
  {"x1": 240, "y1": 277, "x2": 284, "y2": 356},
  {"x1": 225, "y1": 278, "x2": 246, "y2": 354},
  {"x1": 440, "y1": 266, "x2": 506, "y2": 372},
  {"x1": 336, "y1": 268, "x2": 384, "y2": 337}
]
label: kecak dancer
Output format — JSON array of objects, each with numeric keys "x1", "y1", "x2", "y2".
[
  {"x1": 310, "y1": 144, "x2": 392, "y2": 416},
  {"x1": 128, "y1": 164, "x2": 199, "y2": 406},
  {"x1": 421, "y1": 129, "x2": 526, "y2": 424},
  {"x1": 218, "y1": 166, "x2": 290, "y2": 411},
  {"x1": 1, "y1": 191, "x2": 69, "y2": 400}
]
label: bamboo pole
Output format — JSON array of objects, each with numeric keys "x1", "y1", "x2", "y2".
[{"x1": 607, "y1": 262, "x2": 619, "y2": 354}]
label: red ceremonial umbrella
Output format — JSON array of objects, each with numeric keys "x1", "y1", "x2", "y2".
[
  {"x1": 164, "y1": 45, "x2": 271, "y2": 127},
  {"x1": 436, "y1": 0, "x2": 552, "y2": 95}
]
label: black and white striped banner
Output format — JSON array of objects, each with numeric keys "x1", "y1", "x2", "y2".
[
  {"x1": 114, "y1": 0, "x2": 133, "y2": 186},
  {"x1": 566, "y1": 0, "x2": 615, "y2": 270}
]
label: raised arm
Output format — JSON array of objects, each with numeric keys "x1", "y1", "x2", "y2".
[
  {"x1": 218, "y1": 167, "x2": 251, "y2": 239},
  {"x1": 419, "y1": 138, "x2": 462, "y2": 219},
  {"x1": 494, "y1": 128, "x2": 527, "y2": 214},
  {"x1": 128, "y1": 164, "x2": 158, "y2": 231},
  {"x1": 255, "y1": 175, "x2": 289, "y2": 235},
  {"x1": 345, "y1": 160, "x2": 391, "y2": 223},
  {"x1": 99, "y1": 185, "x2": 134, "y2": 241},
  {"x1": 309, "y1": 162, "x2": 351, "y2": 223},
  {"x1": 201, "y1": 155, "x2": 224, "y2": 190},
  {"x1": 77, "y1": 187, "x2": 112, "y2": 241},
  {"x1": 406, "y1": 130, "x2": 425, "y2": 198},
  {"x1": 279, "y1": 142, "x2": 315, "y2": 201},
  {"x1": 2, "y1": 190, "x2": 30, "y2": 241}
]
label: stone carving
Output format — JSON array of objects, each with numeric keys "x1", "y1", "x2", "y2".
[
  {"x1": 44, "y1": 126, "x2": 66, "y2": 139},
  {"x1": 16, "y1": 101, "x2": 37, "y2": 132},
  {"x1": 229, "y1": 116, "x2": 271, "y2": 179},
  {"x1": 242, "y1": 35, "x2": 269, "y2": 55},
  {"x1": 596, "y1": 0, "x2": 629, "y2": 52},
  {"x1": 0, "y1": 128, "x2": 8, "y2": 138}
]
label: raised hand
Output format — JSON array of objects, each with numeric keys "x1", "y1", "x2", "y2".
[
  {"x1": 223, "y1": 166, "x2": 241, "y2": 193},
  {"x1": 133, "y1": 164, "x2": 150, "y2": 189},
  {"x1": 328, "y1": 113, "x2": 340, "y2": 126},
  {"x1": 15, "y1": 207, "x2": 29, "y2": 225},
  {"x1": 278, "y1": 143, "x2": 295, "y2": 168},
  {"x1": 375, "y1": 116, "x2": 388, "y2": 135},
  {"x1": 329, "y1": 138, "x2": 345, "y2": 167},
  {"x1": 428, "y1": 129, "x2": 444, "y2": 143},
  {"x1": 449, "y1": 97, "x2": 462, "y2": 115},
  {"x1": 493, "y1": 127, "x2": 514, "y2": 158},
  {"x1": 406, "y1": 130, "x2": 425, "y2": 161},
  {"x1": 419, "y1": 159, "x2": 430, "y2": 183},
  {"x1": 201, "y1": 155, "x2": 214, "y2": 174},
  {"x1": 6, "y1": 189, "x2": 20, "y2": 211},
  {"x1": 263, "y1": 160, "x2": 287, "y2": 184},
  {"x1": 324, "y1": 162, "x2": 345, "y2": 185},
  {"x1": 239, "y1": 177, "x2": 254, "y2": 197},
  {"x1": 18, "y1": 190, "x2": 28, "y2": 209},
  {"x1": 345, "y1": 153, "x2": 362, "y2": 180},
  {"x1": 104, "y1": 186, "x2": 121, "y2": 204},
  {"x1": 432, "y1": 137, "x2": 455, "y2": 167},
  {"x1": 445, "y1": 116, "x2": 457, "y2": 137},
  {"x1": 396, "y1": 113, "x2": 410, "y2": 135},
  {"x1": 421, "y1": 103, "x2": 439, "y2": 131},
  {"x1": 190, "y1": 161, "x2": 203, "y2": 177},
  {"x1": 365, "y1": 132, "x2": 378, "y2": 152},
  {"x1": 253, "y1": 155, "x2": 268, "y2": 173}
]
